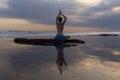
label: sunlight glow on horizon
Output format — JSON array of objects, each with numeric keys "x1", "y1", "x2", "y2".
[
  {"x1": 112, "y1": 51, "x2": 120, "y2": 56},
  {"x1": 0, "y1": 18, "x2": 108, "y2": 32},
  {"x1": 112, "y1": 6, "x2": 120, "y2": 12}
]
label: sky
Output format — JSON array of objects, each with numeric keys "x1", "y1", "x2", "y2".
[{"x1": 0, "y1": 0, "x2": 120, "y2": 32}]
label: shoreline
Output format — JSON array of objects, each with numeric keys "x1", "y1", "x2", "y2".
[{"x1": 0, "y1": 30, "x2": 120, "y2": 38}]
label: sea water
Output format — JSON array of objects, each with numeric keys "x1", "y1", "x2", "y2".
[
  {"x1": 0, "y1": 31, "x2": 120, "y2": 80},
  {"x1": 0, "y1": 30, "x2": 120, "y2": 38}
]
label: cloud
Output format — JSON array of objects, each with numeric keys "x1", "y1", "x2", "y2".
[
  {"x1": 84, "y1": 12, "x2": 120, "y2": 28},
  {"x1": 0, "y1": 0, "x2": 81, "y2": 25},
  {"x1": 0, "y1": 0, "x2": 120, "y2": 30},
  {"x1": 75, "y1": 0, "x2": 102, "y2": 6},
  {"x1": 67, "y1": 0, "x2": 120, "y2": 30},
  {"x1": 0, "y1": 0, "x2": 8, "y2": 8}
]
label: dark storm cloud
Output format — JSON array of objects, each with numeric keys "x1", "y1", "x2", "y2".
[
  {"x1": 74, "y1": 0, "x2": 120, "y2": 28},
  {"x1": 72, "y1": 12, "x2": 120, "y2": 29},
  {"x1": 0, "y1": 0, "x2": 81, "y2": 25},
  {"x1": 83, "y1": 12, "x2": 120, "y2": 27},
  {"x1": 0, "y1": 0, "x2": 120, "y2": 29}
]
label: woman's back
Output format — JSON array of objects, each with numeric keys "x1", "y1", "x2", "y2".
[
  {"x1": 56, "y1": 23, "x2": 64, "y2": 35},
  {"x1": 55, "y1": 10, "x2": 68, "y2": 40}
]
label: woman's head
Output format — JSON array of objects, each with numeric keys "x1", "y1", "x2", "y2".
[{"x1": 58, "y1": 17, "x2": 62, "y2": 23}]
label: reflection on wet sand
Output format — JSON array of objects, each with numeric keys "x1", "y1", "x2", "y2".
[
  {"x1": 1, "y1": 37, "x2": 120, "y2": 80},
  {"x1": 13, "y1": 38, "x2": 80, "y2": 75},
  {"x1": 14, "y1": 39, "x2": 79, "y2": 75},
  {"x1": 55, "y1": 45, "x2": 72, "y2": 75},
  {"x1": 13, "y1": 38, "x2": 120, "y2": 77}
]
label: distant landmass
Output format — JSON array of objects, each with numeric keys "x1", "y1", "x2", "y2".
[{"x1": 98, "y1": 34, "x2": 118, "y2": 36}]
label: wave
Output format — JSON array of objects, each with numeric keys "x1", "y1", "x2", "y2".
[{"x1": 0, "y1": 30, "x2": 120, "y2": 38}]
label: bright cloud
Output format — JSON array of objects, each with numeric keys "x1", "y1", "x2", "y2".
[
  {"x1": 76, "y1": 0, "x2": 102, "y2": 6},
  {"x1": 112, "y1": 6, "x2": 120, "y2": 12},
  {"x1": 0, "y1": 0, "x2": 8, "y2": 8}
]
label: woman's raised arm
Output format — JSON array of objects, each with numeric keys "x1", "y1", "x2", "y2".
[
  {"x1": 56, "y1": 10, "x2": 61, "y2": 24},
  {"x1": 61, "y1": 13, "x2": 67, "y2": 24}
]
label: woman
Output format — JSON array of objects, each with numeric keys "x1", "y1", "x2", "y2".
[{"x1": 55, "y1": 10, "x2": 70, "y2": 40}]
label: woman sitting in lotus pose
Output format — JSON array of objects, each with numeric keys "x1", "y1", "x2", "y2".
[{"x1": 55, "y1": 10, "x2": 70, "y2": 40}]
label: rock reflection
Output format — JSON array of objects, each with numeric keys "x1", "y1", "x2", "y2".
[
  {"x1": 13, "y1": 38, "x2": 86, "y2": 75},
  {"x1": 13, "y1": 39, "x2": 79, "y2": 75},
  {"x1": 1, "y1": 37, "x2": 120, "y2": 80}
]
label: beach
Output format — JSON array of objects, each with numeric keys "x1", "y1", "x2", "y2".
[
  {"x1": 0, "y1": 35, "x2": 120, "y2": 80},
  {"x1": 1, "y1": 0, "x2": 120, "y2": 79}
]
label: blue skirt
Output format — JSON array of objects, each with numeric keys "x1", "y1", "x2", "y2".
[{"x1": 55, "y1": 35, "x2": 66, "y2": 40}]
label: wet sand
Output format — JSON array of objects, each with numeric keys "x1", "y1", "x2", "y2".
[{"x1": 0, "y1": 36, "x2": 120, "y2": 80}]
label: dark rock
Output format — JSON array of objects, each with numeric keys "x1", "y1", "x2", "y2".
[
  {"x1": 98, "y1": 34, "x2": 118, "y2": 36},
  {"x1": 14, "y1": 38, "x2": 85, "y2": 46}
]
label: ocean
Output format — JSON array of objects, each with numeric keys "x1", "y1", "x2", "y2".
[
  {"x1": 0, "y1": 30, "x2": 120, "y2": 80},
  {"x1": 0, "y1": 30, "x2": 120, "y2": 38}
]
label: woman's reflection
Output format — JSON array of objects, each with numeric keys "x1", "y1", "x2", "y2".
[
  {"x1": 14, "y1": 39, "x2": 79, "y2": 75},
  {"x1": 55, "y1": 44, "x2": 76, "y2": 75}
]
